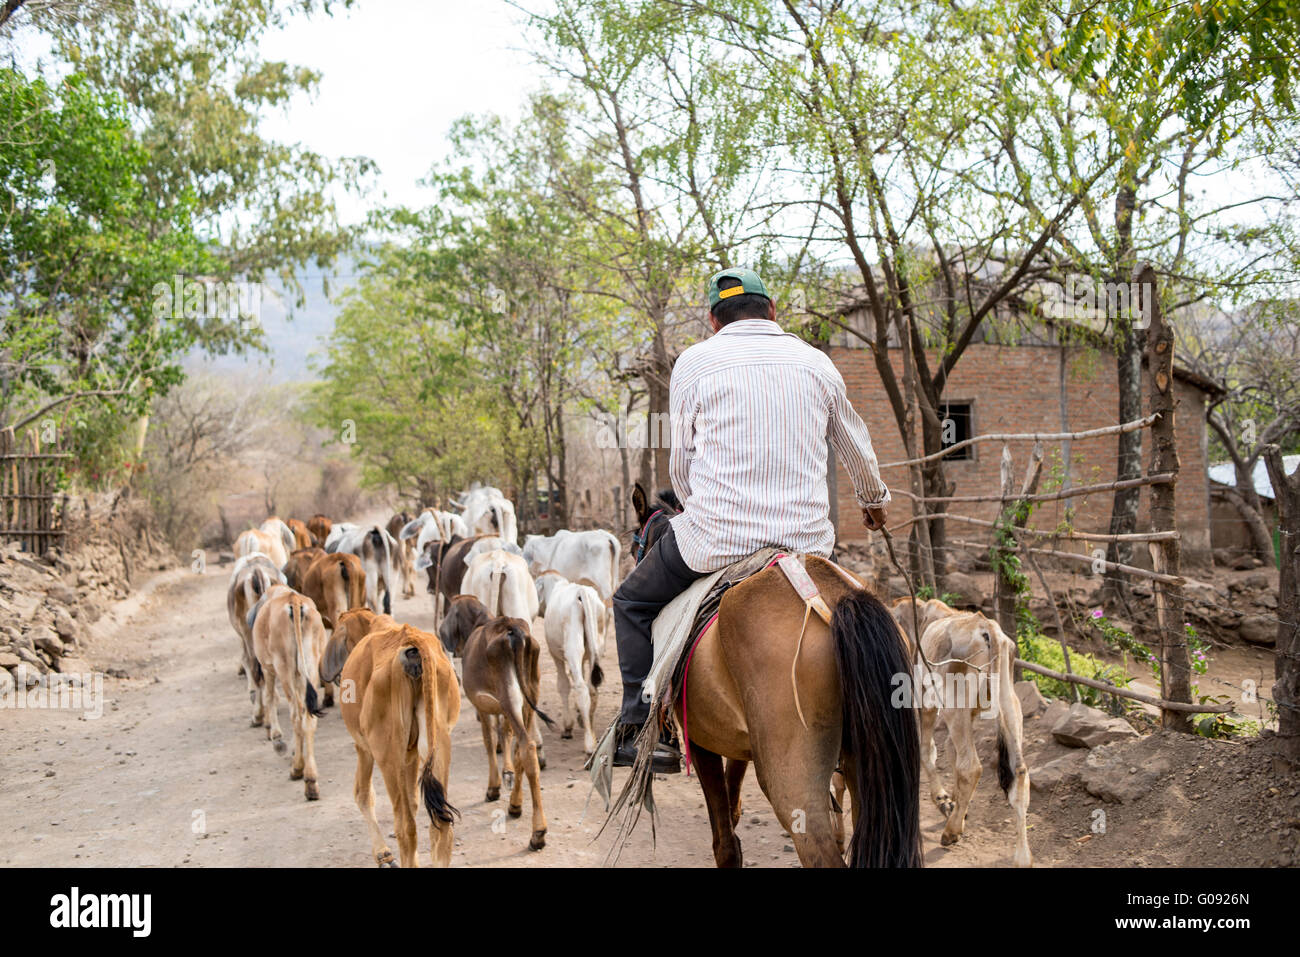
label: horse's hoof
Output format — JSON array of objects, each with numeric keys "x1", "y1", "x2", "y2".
[
  {"x1": 273, "y1": 738, "x2": 287, "y2": 755},
  {"x1": 529, "y1": 830, "x2": 546, "y2": 851},
  {"x1": 561, "y1": 728, "x2": 573, "y2": 740},
  {"x1": 937, "y1": 797, "x2": 955, "y2": 817},
  {"x1": 289, "y1": 766, "x2": 304, "y2": 780},
  {"x1": 536, "y1": 749, "x2": 547, "y2": 770},
  {"x1": 377, "y1": 851, "x2": 397, "y2": 868},
  {"x1": 485, "y1": 787, "x2": 500, "y2": 802},
  {"x1": 940, "y1": 831, "x2": 961, "y2": 847},
  {"x1": 250, "y1": 717, "x2": 263, "y2": 728},
  {"x1": 502, "y1": 770, "x2": 514, "y2": 789},
  {"x1": 305, "y1": 779, "x2": 319, "y2": 801},
  {"x1": 508, "y1": 804, "x2": 522, "y2": 819}
]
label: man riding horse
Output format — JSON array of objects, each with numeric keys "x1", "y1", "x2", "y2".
[{"x1": 612, "y1": 267, "x2": 891, "y2": 772}]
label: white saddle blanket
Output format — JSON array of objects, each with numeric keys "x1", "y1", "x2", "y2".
[{"x1": 638, "y1": 568, "x2": 728, "y2": 712}]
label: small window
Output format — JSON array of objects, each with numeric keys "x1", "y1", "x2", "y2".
[{"x1": 939, "y1": 401, "x2": 974, "y2": 460}]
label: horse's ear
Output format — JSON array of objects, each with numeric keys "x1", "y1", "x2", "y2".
[{"x1": 632, "y1": 483, "x2": 648, "y2": 523}]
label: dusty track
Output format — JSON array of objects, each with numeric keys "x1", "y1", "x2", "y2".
[{"x1": 7, "y1": 561, "x2": 1285, "y2": 868}]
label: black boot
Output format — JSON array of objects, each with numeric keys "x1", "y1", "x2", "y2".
[{"x1": 612, "y1": 722, "x2": 681, "y2": 774}]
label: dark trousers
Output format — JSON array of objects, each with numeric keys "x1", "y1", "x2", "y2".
[{"x1": 612, "y1": 524, "x2": 707, "y2": 725}]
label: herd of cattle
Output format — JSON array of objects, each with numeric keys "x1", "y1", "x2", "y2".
[
  {"x1": 224, "y1": 485, "x2": 620, "y2": 866},
  {"x1": 223, "y1": 484, "x2": 1032, "y2": 867}
]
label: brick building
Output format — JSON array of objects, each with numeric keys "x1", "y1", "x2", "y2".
[{"x1": 828, "y1": 323, "x2": 1223, "y2": 566}]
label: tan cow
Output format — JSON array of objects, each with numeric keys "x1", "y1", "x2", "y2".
[
  {"x1": 341, "y1": 622, "x2": 460, "y2": 867},
  {"x1": 226, "y1": 554, "x2": 285, "y2": 723},
  {"x1": 249, "y1": 584, "x2": 327, "y2": 800},
  {"x1": 235, "y1": 528, "x2": 288, "y2": 569},
  {"x1": 287, "y1": 518, "x2": 314, "y2": 551},
  {"x1": 891, "y1": 598, "x2": 1031, "y2": 867},
  {"x1": 461, "y1": 616, "x2": 554, "y2": 851}
]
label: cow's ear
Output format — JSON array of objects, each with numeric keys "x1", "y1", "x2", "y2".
[
  {"x1": 632, "y1": 483, "x2": 648, "y2": 523},
  {"x1": 319, "y1": 631, "x2": 350, "y2": 685},
  {"x1": 399, "y1": 515, "x2": 425, "y2": 540}
]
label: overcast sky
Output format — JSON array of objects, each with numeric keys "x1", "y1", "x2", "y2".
[{"x1": 258, "y1": 0, "x2": 549, "y2": 230}]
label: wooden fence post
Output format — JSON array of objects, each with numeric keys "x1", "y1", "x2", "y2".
[
  {"x1": 1262, "y1": 445, "x2": 1300, "y2": 761},
  {"x1": 1138, "y1": 262, "x2": 1193, "y2": 732}
]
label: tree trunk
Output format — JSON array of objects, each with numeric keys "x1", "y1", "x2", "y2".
[
  {"x1": 1139, "y1": 263, "x2": 1193, "y2": 732},
  {"x1": 1262, "y1": 446, "x2": 1300, "y2": 761}
]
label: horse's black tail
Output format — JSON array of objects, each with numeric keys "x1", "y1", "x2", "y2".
[{"x1": 831, "y1": 589, "x2": 922, "y2": 868}]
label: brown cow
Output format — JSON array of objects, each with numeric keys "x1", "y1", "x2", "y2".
[
  {"x1": 301, "y1": 551, "x2": 366, "y2": 631},
  {"x1": 307, "y1": 514, "x2": 332, "y2": 548},
  {"x1": 320, "y1": 608, "x2": 396, "y2": 686},
  {"x1": 287, "y1": 518, "x2": 314, "y2": 551},
  {"x1": 437, "y1": 595, "x2": 489, "y2": 657},
  {"x1": 419, "y1": 534, "x2": 488, "y2": 623},
  {"x1": 461, "y1": 615, "x2": 554, "y2": 851},
  {"x1": 341, "y1": 622, "x2": 460, "y2": 867},
  {"x1": 249, "y1": 584, "x2": 327, "y2": 800},
  {"x1": 387, "y1": 511, "x2": 417, "y2": 599},
  {"x1": 283, "y1": 547, "x2": 325, "y2": 591}
]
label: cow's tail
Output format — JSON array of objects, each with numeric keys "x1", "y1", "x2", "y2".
[
  {"x1": 291, "y1": 599, "x2": 324, "y2": 717},
  {"x1": 368, "y1": 527, "x2": 392, "y2": 615},
  {"x1": 491, "y1": 562, "x2": 506, "y2": 617},
  {"x1": 577, "y1": 587, "x2": 604, "y2": 688},
  {"x1": 990, "y1": 625, "x2": 1015, "y2": 796},
  {"x1": 412, "y1": 636, "x2": 458, "y2": 827},
  {"x1": 832, "y1": 588, "x2": 922, "y2": 868},
  {"x1": 607, "y1": 532, "x2": 620, "y2": 602},
  {"x1": 508, "y1": 624, "x2": 555, "y2": 730}
]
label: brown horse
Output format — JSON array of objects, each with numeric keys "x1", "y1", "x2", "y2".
[{"x1": 625, "y1": 485, "x2": 921, "y2": 868}]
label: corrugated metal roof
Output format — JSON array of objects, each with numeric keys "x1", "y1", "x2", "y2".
[{"x1": 1208, "y1": 454, "x2": 1300, "y2": 501}]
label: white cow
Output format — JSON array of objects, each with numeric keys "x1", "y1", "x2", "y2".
[
  {"x1": 534, "y1": 571, "x2": 568, "y2": 617},
  {"x1": 454, "y1": 486, "x2": 519, "y2": 546},
  {"x1": 522, "y1": 529, "x2": 621, "y2": 601},
  {"x1": 466, "y1": 536, "x2": 522, "y2": 563},
  {"x1": 542, "y1": 579, "x2": 606, "y2": 755},
  {"x1": 325, "y1": 524, "x2": 399, "y2": 616},
  {"x1": 464, "y1": 549, "x2": 537, "y2": 622}
]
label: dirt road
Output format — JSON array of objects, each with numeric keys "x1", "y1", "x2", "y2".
[{"x1": 1, "y1": 559, "x2": 1188, "y2": 869}]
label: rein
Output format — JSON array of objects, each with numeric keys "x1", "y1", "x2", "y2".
[
  {"x1": 879, "y1": 525, "x2": 936, "y2": 678},
  {"x1": 630, "y1": 508, "x2": 666, "y2": 563}
]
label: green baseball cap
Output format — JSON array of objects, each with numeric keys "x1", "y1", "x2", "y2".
[{"x1": 707, "y1": 267, "x2": 770, "y2": 309}]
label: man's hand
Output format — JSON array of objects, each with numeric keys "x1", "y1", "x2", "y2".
[{"x1": 861, "y1": 504, "x2": 888, "y2": 532}]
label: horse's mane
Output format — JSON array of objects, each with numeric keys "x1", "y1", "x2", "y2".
[{"x1": 654, "y1": 488, "x2": 681, "y2": 513}]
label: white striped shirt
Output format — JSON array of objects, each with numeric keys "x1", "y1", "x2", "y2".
[{"x1": 668, "y1": 318, "x2": 891, "y2": 572}]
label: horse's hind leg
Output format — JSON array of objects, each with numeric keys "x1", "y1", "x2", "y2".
[
  {"x1": 724, "y1": 758, "x2": 747, "y2": 828},
  {"x1": 752, "y1": 733, "x2": 844, "y2": 868},
  {"x1": 692, "y1": 745, "x2": 742, "y2": 868}
]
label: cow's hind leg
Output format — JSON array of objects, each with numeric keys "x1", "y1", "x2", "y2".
[
  {"x1": 427, "y1": 726, "x2": 455, "y2": 867},
  {"x1": 693, "y1": 745, "x2": 742, "y2": 868},
  {"x1": 920, "y1": 704, "x2": 954, "y2": 818},
  {"x1": 353, "y1": 745, "x2": 395, "y2": 867},
  {"x1": 380, "y1": 758, "x2": 418, "y2": 868},
  {"x1": 997, "y1": 684, "x2": 1032, "y2": 867},
  {"x1": 554, "y1": 652, "x2": 574, "y2": 739},
  {"x1": 940, "y1": 706, "x2": 980, "y2": 847},
  {"x1": 481, "y1": 710, "x2": 502, "y2": 802},
  {"x1": 515, "y1": 723, "x2": 547, "y2": 850},
  {"x1": 262, "y1": 664, "x2": 285, "y2": 754}
]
